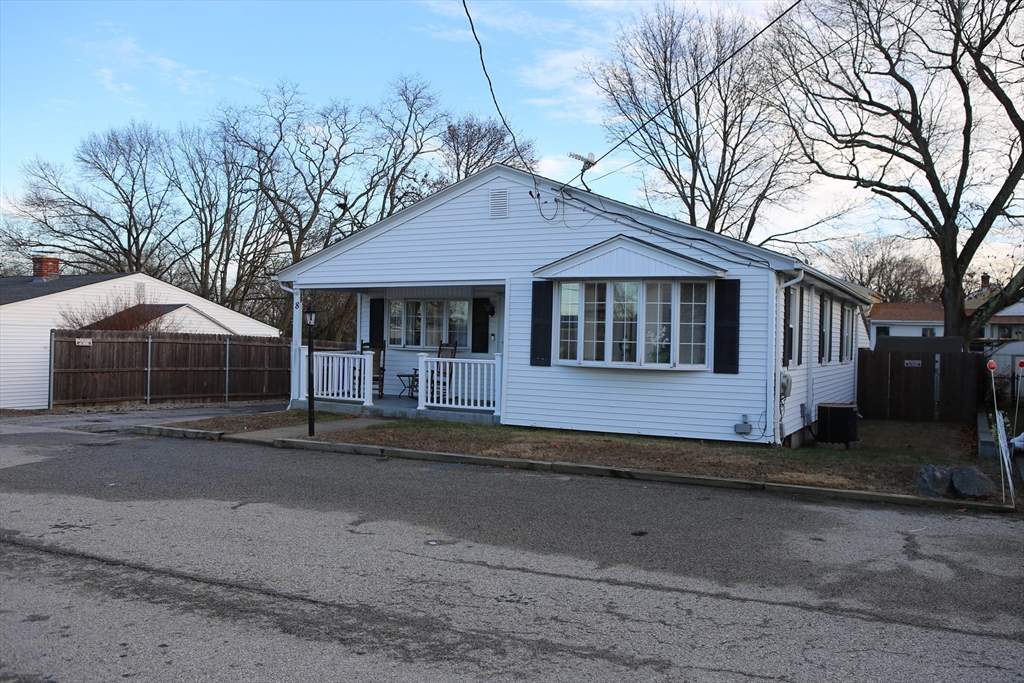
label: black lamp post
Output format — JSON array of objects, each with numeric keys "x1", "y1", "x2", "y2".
[{"x1": 304, "y1": 306, "x2": 317, "y2": 437}]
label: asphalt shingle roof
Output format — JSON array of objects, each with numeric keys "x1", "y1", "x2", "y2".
[
  {"x1": 867, "y1": 302, "x2": 944, "y2": 322},
  {"x1": 0, "y1": 274, "x2": 130, "y2": 306}
]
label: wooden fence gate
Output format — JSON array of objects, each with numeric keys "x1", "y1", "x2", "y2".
[
  {"x1": 49, "y1": 329, "x2": 291, "y2": 407},
  {"x1": 856, "y1": 349, "x2": 984, "y2": 422}
]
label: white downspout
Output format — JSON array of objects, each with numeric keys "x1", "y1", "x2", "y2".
[
  {"x1": 808, "y1": 285, "x2": 817, "y2": 432},
  {"x1": 775, "y1": 269, "x2": 805, "y2": 444}
]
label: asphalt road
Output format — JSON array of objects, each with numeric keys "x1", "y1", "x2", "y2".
[{"x1": 1, "y1": 411, "x2": 1022, "y2": 681}]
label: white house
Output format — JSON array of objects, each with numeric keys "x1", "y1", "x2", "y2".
[
  {"x1": 276, "y1": 165, "x2": 871, "y2": 445},
  {"x1": 867, "y1": 302, "x2": 944, "y2": 347},
  {"x1": 0, "y1": 257, "x2": 280, "y2": 409},
  {"x1": 987, "y1": 301, "x2": 1024, "y2": 341}
]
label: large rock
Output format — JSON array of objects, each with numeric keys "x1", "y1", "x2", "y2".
[
  {"x1": 952, "y1": 465, "x2": 996, "y2": 499},
  {"x1": 916, "y1": 464, "x2": 953, "y2": 497}
]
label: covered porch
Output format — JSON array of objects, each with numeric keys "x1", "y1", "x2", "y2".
[{"x1": 285, "y1": 282, "x2": 506, "y2": 425}]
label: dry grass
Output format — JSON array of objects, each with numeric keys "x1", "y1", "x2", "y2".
[
  {"x1": 156, "y1": 409, "x2": 1011, "y2": 500},
  {"x1": 167, "y1": 410, "x2": 355, "y2": 433}
]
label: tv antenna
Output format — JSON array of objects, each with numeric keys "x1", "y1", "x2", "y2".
[{"x1": 568, "y1": 152, "x2": 596, "y2": 191}]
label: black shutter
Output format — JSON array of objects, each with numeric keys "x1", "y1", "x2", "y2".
[
  {"x1": 818, "y1": 296, "x2": 826, "y2": 363},
  {"x1": 797, "y1": 287, "x2": 804, "y2": 365},
  {"x1": 713, "y1": 279, "x2": 740, "y2": 374},
  {"x1": 827, "y1": 300, "x2": 834, "y2": 362},
  {"x1": 530, "y1": 281, "x2": 553, "y2": 367},
  {"x1": 369, "y1": 298, "x2": 385, "y2": 346},
  {"x1": 472, "y1": 298, "x2": 490, "y2": 353}
]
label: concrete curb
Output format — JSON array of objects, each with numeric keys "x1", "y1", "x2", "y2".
[
  {"x1": 135, "y1": 425, "x2": 223, "y2": 440},
  {"x1": 139, "y1": 427, "x2": 1017, "y2": 513}
]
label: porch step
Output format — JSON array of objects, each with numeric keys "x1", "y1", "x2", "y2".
[{"x1": 292, "y1": 397, "x2": 500, "y2": 426}]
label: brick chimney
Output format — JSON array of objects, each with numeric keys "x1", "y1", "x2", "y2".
[
  {"x1": 981, "y1": 273, "x2": 990, "y2": 287},
  {"x1": 32, "y1": 253, "x2": 60, "y2": 281}
]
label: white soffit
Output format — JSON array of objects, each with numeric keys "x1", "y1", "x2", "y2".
[{"x1": 533, "y1": 235, "x2": 725, "y2": 279}]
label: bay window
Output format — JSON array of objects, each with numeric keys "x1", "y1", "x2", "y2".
[
  {"x1": 558, "y1": 280, "x2": 711, "y2": 368},
  {"x1": 389, "y1": 299, "x2": 470, "y2": 348}
]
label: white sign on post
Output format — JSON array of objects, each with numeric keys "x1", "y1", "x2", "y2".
[{"x1": 75, "y1": 338, "x2": 93, "y2": 347}]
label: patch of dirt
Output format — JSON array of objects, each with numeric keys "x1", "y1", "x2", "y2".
[
  {"x1": 165, "y1": 410, "x2": 355, "y2": 433},
  {"x1": 152, "y1": 412, "x2": 1015, "y2": 503}
]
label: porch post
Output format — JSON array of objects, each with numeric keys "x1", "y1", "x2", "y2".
[
  {"x1": 492, "y1": 353, "x2": 502, "y2": 417},
  {"x1": 362, "y1": 351, "x2": 375, "y2": 406},
  {"x1": 417, "y1": 353, "x2": 427, "y2": 410},
  {"x1": 291, "y1": 288, "x2": 303, "y2": 403}
]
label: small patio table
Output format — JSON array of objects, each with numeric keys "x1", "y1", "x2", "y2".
[{"x1": 397, "y1": 372, "x2": 418, "y2": 399}]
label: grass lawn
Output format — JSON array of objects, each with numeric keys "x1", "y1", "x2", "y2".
[
  {"x1": 158, "y1": 409, "x2": 1013, "y2": 503},
  {"x1": 306, "y1": 416, "x2": 1005, "y2": 498}
]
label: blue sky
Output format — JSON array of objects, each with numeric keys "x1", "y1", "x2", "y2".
[
  {"x1": 1, "y1": 0, "x2": 1016, "y2": 273},
  {"x1": 0, "y1": 0, "x2": 690, "y2": 204}
]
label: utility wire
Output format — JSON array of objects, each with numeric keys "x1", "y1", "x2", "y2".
[
  {"x1": 567, "y1": 0, "x2": 804, "y2": 188},
  {"x1": 583, "y1": 16, "x2": 858, "y2": 189},
  {"x1": 462, "y1": 0, "x2": 535, "y2": 177}
]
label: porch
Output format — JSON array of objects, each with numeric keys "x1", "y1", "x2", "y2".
[{"x1": 295, "y1": 349, "x2": 502, "y2": 426}]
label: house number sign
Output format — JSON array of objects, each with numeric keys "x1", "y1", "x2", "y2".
[
  {"x1": 75, "y1": 338, "x2": 93, "y2": 347},
  {"x1": 904, "y1": 359, "x2": 921, "y2": 368}
]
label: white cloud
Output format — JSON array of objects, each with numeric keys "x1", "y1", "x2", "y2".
[
  {"x1": 519, "y1": 49, "x2": 607, "y2": 126},
  {"x1": 80, "y1": 25, "x2": 214, "y2": 105}
]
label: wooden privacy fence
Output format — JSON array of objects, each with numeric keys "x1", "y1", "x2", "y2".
[
  {"x1": 856, "y1": 348, "x2": 984, "y2": 422},
  {"x1": 49, "y1": 329, "x2": 293, "y2": 407}
]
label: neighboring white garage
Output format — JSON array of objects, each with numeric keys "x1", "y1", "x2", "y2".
[{"x1": 0, "y1": 256, "x2": 280, "y2": 409}]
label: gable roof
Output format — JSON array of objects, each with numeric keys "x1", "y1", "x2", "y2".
[
  {"x1": 868, "y1": 302, "x2": 944, "y2": 323},
  {"x1": 533, "y1": 235, "x2": 726, "y2": 279},
  {"x1": 0, "y1": 274, "x2": 130, "y2": 306},
  {"x1": 276, "y1": 164, "x2": 800, "y2": 281},
  {"x1": 81, "y1": 303, "x2": 188, "y2": 330}
]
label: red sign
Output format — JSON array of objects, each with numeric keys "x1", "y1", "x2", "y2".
[
  {"x1": 1019, "y1": 359, "x2": 1024, "y2": 369},
  {"x1": 987, "y1": 360, "x2": 997, "y2": 371}
]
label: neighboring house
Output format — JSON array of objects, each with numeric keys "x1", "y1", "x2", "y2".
[
  {"x1": 276, "y1": 164, "x2": 872, "y2": 445},
  {"x1": 867, "y1": 302, "x2": 944, "y2": 347},
  {"x1": 986, "y1": 301, "x2": 1024, "y2": 341},
  {"x1": 80, "y1": 303, "x2": 239, "y2": 334},
  {"x1": 0, "y1": 256, "x2": 280, "y2": 409}
]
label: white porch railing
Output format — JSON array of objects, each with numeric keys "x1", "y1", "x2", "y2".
[
  {"x1": 417, "y1": 353, "x2": 501, "y2": 415},
  {"x1": 300, "y1": 349, "x2": 374, "y2": 406}
]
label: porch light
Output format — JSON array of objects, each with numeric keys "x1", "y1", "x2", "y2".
[{"x1": 305, "y1": 306, "x2": 317, "y2": 437}]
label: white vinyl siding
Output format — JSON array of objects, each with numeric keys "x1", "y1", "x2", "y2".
[
  {"x1": 286, "y1": 170, "x2": 841, "y2": 443},
  {"x1": 0, "y1": 274, "x2": 278, "y2": 409}
]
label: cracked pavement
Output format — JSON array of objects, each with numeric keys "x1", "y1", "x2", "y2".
[{"x1": 1, "y1": 411, "x2": 1022, "y2": 681}]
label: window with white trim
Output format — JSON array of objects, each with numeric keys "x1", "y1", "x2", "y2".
[
  {"x1": 840, "y1": 306, "x2": 854, "y2": 362},
  {"x1": 557, "y1": 280, "x2": 710, "y2": 368},
  {"x1": 388, "y1": 299, "x2": 469, "y2": 348}
]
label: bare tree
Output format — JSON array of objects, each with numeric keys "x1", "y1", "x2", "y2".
[
  {"x1": 437, "y1": 114, "x2": 537, "y2": 183},
  {"x1": 771, "y1": 0, "x2": 1024, "y2": 344},
  {"x1": 587, "y1": 3, "x2": 808, "y2": 243},
  {"x1": 822, "y1": 237, "x2": 941, "y2": 302},
  {"x1": 6, "y1": 121, "x2": 184, "y2": 277},
  {"x1": 224, "y1": 83, "x2": 362, "y2": 263},
  {"x1": 345, "y1": 75, "x2": 448, "y2": 232},
  {"x1": 167, "y1": 123, "x2": 281, "y2": 316}
]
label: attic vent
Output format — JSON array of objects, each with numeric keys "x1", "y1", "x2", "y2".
[{"x1": 489, "y1": 188, "x2": 509, "y2": 219}]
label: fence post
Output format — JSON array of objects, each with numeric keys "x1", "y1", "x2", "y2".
[
  {"x1": 146, "y1": 335, "x2": 152, "y2": 405},
  {"x1": 492, "y1": 353, "x2": 502, "y2": 418},
  {"x1": 48, "y1": 330, "x2": 55, "y2": 410},
  {"x1": 417, "y1": 353, "x2": 427, "y2": 410},
  {"x1": 225, "y1": 337, "x2": 230, "y2": 403},
  {"x1": 362, "y1": 350, "x2": 374, "y2": 406}
]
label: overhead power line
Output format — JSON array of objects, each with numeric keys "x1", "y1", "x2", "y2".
[{"x1": 568, "y1": 0, "x2": 804, "y2": 188}]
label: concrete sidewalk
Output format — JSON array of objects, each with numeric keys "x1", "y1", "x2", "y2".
[{"x1": 219, "y1": 417, "x2": 390, "y2": 444}]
